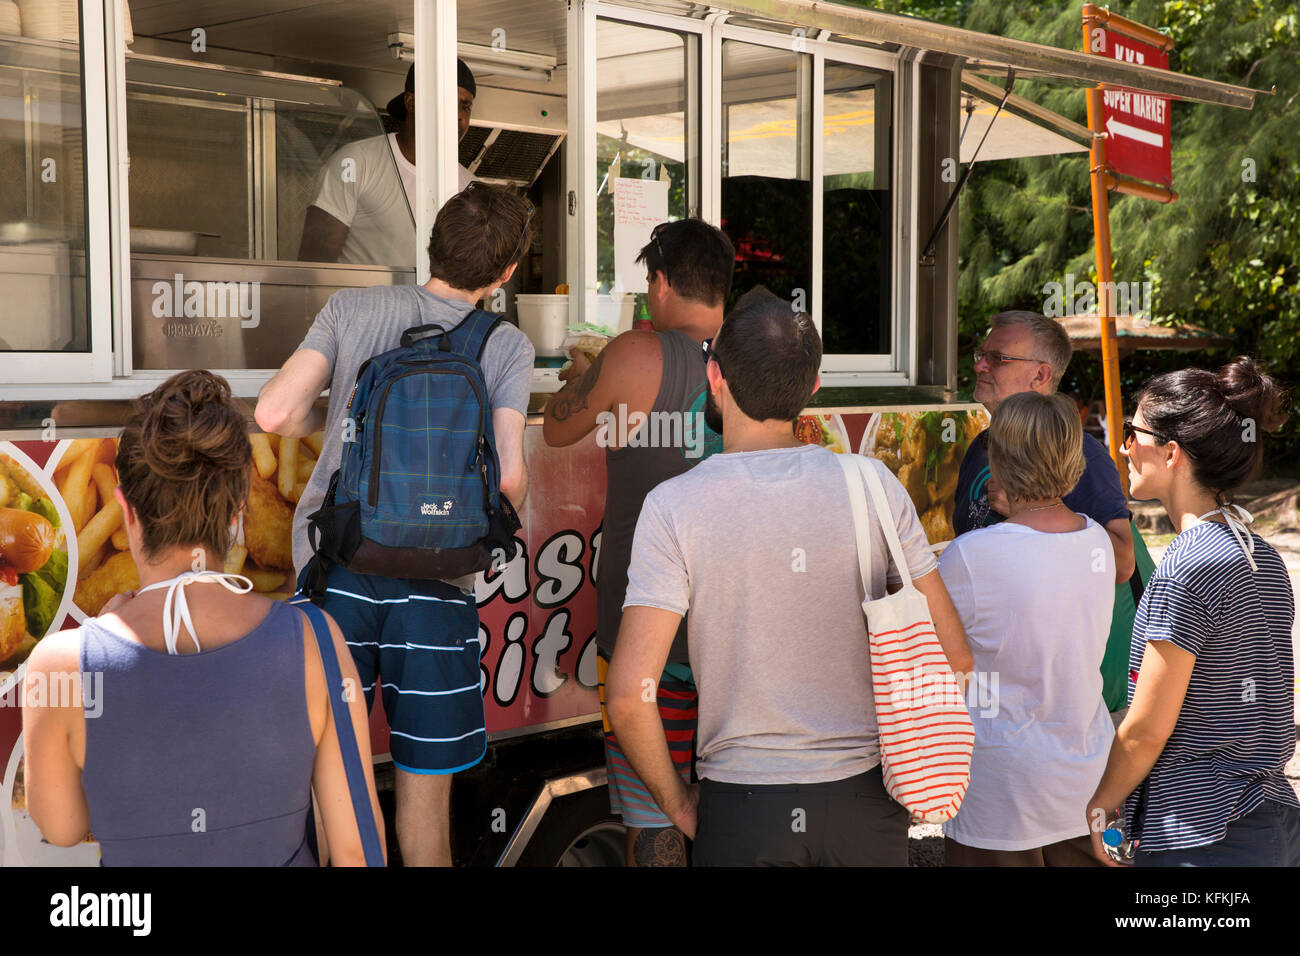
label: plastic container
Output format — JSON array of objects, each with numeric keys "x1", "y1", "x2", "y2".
[
  {"x1": 17, "y1": 0, "x2": 75, "y2": 40},
  {"x1": 597, "y1": 293, "x2": 636, "y2": 335},
  {"x1": 515, "y1": 294, "x2": 569, "y2": 357}
]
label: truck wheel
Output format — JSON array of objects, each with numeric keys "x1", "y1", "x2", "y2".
[{"x1": 516, "y1": 787, "x2": 626, "y2": 867}]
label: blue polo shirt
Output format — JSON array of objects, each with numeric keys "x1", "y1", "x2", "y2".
[{"x1": 952, "y1": 429, "x2": 1131, "y2": 535}]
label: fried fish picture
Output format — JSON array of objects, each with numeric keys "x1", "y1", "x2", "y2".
[{"x1": 66, "y1": 432, "x2": 323, "y2": 616}]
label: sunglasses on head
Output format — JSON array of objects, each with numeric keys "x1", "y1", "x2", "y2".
[
  {"x1": 701, "y1": 336, "x2": 723, "y2": 376},
  {"x1": 651, "y1": 221, "x2": 672, "y2": 285},
  {"x1": 463, "y1": 182, "x2": 535, "y2": 267},
  {"x1": 974, "y1": 347, "x2": 1048, "y2": 369}
]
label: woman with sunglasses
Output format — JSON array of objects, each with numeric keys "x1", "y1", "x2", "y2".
[{"x1": 1087, "y1": 356, "x2": 1297, "y2": 866}]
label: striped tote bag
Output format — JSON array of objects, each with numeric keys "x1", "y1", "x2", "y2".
[{"x1": 836, "y1": 454, "x2": 973, "y2": 824}]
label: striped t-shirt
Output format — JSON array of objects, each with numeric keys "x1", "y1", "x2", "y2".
[{"x1": 1125, "y1": 520, "x2": 1297, "y2": 853}]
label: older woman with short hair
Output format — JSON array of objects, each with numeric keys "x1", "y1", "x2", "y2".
[{"x1": 938, "y1": 391, "x2": 1116, "y2": 866}]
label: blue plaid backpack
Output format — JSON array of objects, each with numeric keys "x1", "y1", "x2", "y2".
[{"x1": 304, "y1": 306, "x2": 521, "y2": 601}]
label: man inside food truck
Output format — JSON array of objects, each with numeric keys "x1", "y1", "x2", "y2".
[
  {"x1": 542, "y1": 218, "x2": 733, "y2": 866},
  {"x1": 297, "y1": 60, "x2": 478, "y2": 266},
  {"x1": 256, "y1": 183, "x2": 535, "y2": 866}
]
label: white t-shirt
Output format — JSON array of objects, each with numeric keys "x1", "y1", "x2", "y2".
[
  {"x1": 310, "y1": 133, "x2": 475, "y2": 268},
  {"x1": 937, "y1": 518, "x2": 1117, "y2": 851}
]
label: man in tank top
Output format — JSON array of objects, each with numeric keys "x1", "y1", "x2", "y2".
[{"x1": 542, "y1": 218, "x2": 733, "y2": 866}]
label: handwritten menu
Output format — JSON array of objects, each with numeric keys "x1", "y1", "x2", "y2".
[{"x1": 612, "y1": 177, "x2": 668, "y2": 294}]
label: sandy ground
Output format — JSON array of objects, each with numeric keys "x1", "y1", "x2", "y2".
[{"x1": 909, "y1": 493, "x2": 1300, "y2": 866}]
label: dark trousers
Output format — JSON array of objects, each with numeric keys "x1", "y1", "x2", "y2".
[
  {"x1": 693, "y1": 766, "x2": 909, "y2": 866},
  {"x1": 1135, "y1": 800, "x2": 1300, "y2": 867},
  {"x1": 944, "y1": 835, "x2": 1102, "y2": 867}
]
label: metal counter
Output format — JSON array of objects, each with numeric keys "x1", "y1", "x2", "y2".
[
  {"x1": 0, "y1": 385, "x2": 963, "y2": 438},
  {"x1": 130, "y1": 255, "x2": 416, "y2": 371}
]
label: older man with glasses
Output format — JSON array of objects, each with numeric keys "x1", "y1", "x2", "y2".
[{"x1": 954, "y1": 310, "x2": 1142, "y2": 715}]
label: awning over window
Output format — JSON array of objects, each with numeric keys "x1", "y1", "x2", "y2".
[{"x1": 724, "y1": 0, "x2": 1265, "y2": 109}]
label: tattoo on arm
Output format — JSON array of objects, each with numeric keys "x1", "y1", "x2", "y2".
[
  {"x1": 632, "y1": 826, "x2": 688, "y2": 867},
  {"x1": 547, "y1": 349, "x2": 607, "y2": 423}
]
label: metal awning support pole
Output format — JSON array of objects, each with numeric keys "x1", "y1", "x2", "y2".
[
  {"x1": 1082, "y1": 9, "x2": 1127, "y2": 496},
  {"x1": 414, "y1": 0, "x2": 459, "y2": 285},
  {"x1": 919, "y1": 68, "x2": 1014, "y2": 265}
]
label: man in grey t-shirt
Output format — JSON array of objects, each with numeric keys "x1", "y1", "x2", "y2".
[
  {"x1": 256, "y1": 183, "x2": 535, "y2": 866},
  {"x1": 605, "y1": 286, "x2": 973, "y2": 866}
]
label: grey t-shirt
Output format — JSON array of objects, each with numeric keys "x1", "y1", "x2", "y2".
[
  {"x1": 293, "y1": 284, "x2": 535, "y2": 591},
  {"x1": 624, "y1": 444, "x2": 939, "y2": 785}
]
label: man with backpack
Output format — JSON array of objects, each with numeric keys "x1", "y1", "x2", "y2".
[
  {"x1": 542, "y1": 218, "x2": 732, "y2": 866},
  {"x1": 256, "y1": 182, "x2": 536, "y2": 866}
]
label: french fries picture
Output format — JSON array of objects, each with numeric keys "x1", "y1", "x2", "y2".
[{"x1": 63, "y1": 431, "x2": 325, "y2": 616}]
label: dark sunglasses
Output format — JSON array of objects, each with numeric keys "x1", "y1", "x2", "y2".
[
  {"x1": 974, "y1": 347, "x2": 1048, "y2": 369},
  {"x1": 701, "y1": 336, "x2": 723, "y2": 375},
  {"x1": 1122, "y1": 419, "x2": 1192, "y2": 457},
  {"x1": 651, "y1": 221, "x2": 671, "y2": 285}
]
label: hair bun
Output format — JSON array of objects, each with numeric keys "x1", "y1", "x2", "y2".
[
  {"x1": 1217, "y1": 356, "x2": 1290, "y2": 433},
  {"x1": 138, "y1": 370, "x2": 251, "y2": 481}
]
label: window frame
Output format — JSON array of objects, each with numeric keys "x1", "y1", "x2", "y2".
[
  {"x1": 0, "y1": 0, "x2": 118, "y2": 384},
  {"x1": 583, "y1": 4, "x2": 909, "y2": 383}
]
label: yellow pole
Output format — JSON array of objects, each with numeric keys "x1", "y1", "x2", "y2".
[{"x1": 1083, "y1": 5, "x2": 1129, "y2": 496}]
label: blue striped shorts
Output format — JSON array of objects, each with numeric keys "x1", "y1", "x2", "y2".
[{"x1": 293, "y1": 563, "x2": 485, "y2": 774}]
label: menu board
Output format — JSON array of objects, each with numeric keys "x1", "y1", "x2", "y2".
[{"x1": 612, "y1": 177, "x2": 669, "y2": 295}]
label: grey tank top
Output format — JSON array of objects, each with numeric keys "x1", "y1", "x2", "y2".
[
  {"x1": 79, "y1": 599, "x2": 317, "y2": 866},
  {"x1": 598, "y1": 328, "x2": 720, "y2": 663}
]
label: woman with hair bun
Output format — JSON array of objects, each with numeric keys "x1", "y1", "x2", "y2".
[
  {"x1": 22, "y1": 370, "x2": 383, "y2": 865},
  {"x1": 1087, "y1": 356, "x2": 1297, "y2": 867}
]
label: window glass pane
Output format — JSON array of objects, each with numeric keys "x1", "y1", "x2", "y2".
[
  {"x1": 720, "y1": 40, "x2": 811, "y2": 315},
  {"x1": 596, "y1": 19, "x2": 694, "y2": 304},
  {"x1": 127, "y1": 86, "x2": 252, "y2": 259},
  {"x1": 0, "y1": 31, "x2": 89, "y2": 351},
  {"x1": 276, "y1": 90, "x2": 397, "y2": 263},
  {"x1": 823, "y1": 61, "x2": 891, "y2": 354}
]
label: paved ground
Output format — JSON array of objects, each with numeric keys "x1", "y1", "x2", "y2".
[{"x1": 909, "y1": 482, "x2": 1300, "y2": 866}]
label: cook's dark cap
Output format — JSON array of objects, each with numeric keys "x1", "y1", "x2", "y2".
[{"x1": 386, "y1": 60, "x2": 476, "y2": 120}]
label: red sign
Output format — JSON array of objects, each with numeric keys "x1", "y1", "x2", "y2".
[{"x1": 1093, "y1": 27, "x2": 1172, "y2": 187}]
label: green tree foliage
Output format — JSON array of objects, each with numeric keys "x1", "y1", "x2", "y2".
[{"x1": 843, "y1": 0, "x2": 1299, "y2": 471}]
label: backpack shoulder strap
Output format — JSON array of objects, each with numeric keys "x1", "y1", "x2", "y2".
[{"x1": 445, "y1": 308, "x2": 503, "y2": 362}]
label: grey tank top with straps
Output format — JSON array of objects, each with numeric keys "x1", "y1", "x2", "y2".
[{"x1": 597, "y1": 328, "x2": 720, "y2": 664}]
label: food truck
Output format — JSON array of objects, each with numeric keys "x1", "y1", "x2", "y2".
[{"x1": 0, "y1": 0, "x2": 1261, "y2": 865}]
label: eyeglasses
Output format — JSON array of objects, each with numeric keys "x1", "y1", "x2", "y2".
[
  {"x1": 464, "y1": 182, "x2": 535, "y2": 268},
  {"x1": 974, "y1": 348, "x2": 1049, "y2": 369},
  {"x1": 508, "y1": 197, "x2": 536, "y2": 267},
  {"x1": 651, "y1": 221, "x2": 671, "y2": 286},
  {"x1": 701, "y1": 336, "x2": 723, "y2": 376}
]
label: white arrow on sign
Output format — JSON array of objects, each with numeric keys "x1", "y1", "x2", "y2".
[{"x1": 1105, "y1": 116, "x2": 1164, "y2": 148}]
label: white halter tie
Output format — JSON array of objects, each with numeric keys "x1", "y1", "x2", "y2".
[
  {"x1": 1195, "y1": 503, "x2": 1257, "y2": 573},
  {"x1": 136, "y1": 570, "x2": 254, "y2": 654}
]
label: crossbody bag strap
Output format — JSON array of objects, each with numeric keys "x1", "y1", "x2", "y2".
[
  {"x1": 835, "y1": 453, "x2": 873, "y2": 600},
  {"x1": 298, "y1": 602, "x2": 386, "y2": 867},
  {"x1": 854, "y1": 455, "x2": 915, "y2": 591}
]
